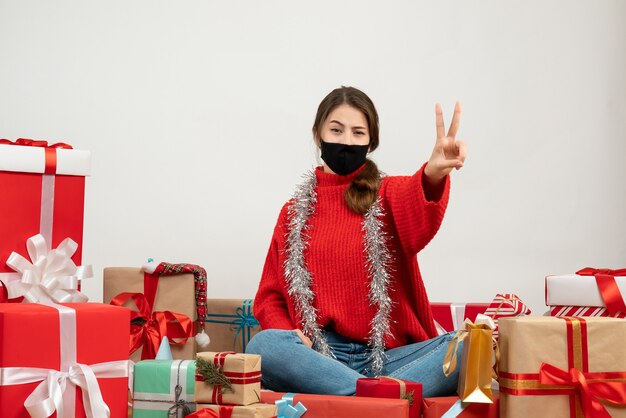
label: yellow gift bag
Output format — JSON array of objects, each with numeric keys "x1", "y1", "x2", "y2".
[{"x1": 443, "y1": 314, "x2": 495, "y2": 403}]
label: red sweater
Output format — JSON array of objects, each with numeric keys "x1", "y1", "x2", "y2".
[{"x1": 253, "y1": 163, "x2": 449, "y2": 348}]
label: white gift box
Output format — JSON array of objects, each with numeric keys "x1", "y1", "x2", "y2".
[{"x1": 545, "y1": 273, "x2": 626, "y2": 308}]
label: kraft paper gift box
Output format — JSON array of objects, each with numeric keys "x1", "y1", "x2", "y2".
[
  {"x1": 104, "y1": 266, "x2": 197, "y2": 361},
  {"x1": 430, "y1": 302, "x2": 490, "y2": 335},
  {"x1": 498, "y1": 316, "x2": 626, "y2": 417},
  {"x1": 195, "y1": 403, "x2": 277, "y2": 418},
  {"x1": 422, "y1": 393, "x2": 499, "y2": 418},
  {"x1": 0, "y1": 139, "x2": 90, "y2": 298},
  {"x1": 202, "y1": 299, "x2": 261, "y2": 353},
  {"x1": 0, "y1": 303, "x2": 131, "y2": 418},
  {"x1": 356, "y1": 377, "x2": 422, "y2": 418},
  {"x1": 194, "y1": 352, "x2": 261, "y2": 406},
  {"x1": 260, "y1": 391, "x2": 410, "y2": 418},
  {"x1": 132, "y1": 359, "x2": 197, "y2": 418},
  {"x1": 546, "y1": 267, "x2": 626, "y2": 318}
]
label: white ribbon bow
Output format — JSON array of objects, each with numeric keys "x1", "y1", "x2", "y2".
[
  {"x1": 1, "y1": 360, "x2": 130, "y2": 418},
  {"x1": 4, "y1": 234, "x2": 92, "y2": 303}
]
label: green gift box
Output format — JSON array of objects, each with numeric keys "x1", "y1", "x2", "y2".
[{"x1": 133, "y1": 359, "x2": 197, "y2": 418}]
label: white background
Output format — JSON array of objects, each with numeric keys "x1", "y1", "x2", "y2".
[{"x1": 1, "y1": 1, "x2": 624, "y2": 315}]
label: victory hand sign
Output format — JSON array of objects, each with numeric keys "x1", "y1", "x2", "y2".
[{"x1": 423, "y1": 101, "x2": 467, "y2": 186}]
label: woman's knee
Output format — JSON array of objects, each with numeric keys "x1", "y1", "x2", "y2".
[{"x1": 246, "y1": 329, "x2": 297, "y2": 356}]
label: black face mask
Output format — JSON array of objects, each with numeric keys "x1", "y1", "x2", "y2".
[{"x1": 320, "y1": 140, "x2": 369, "y2": 176}]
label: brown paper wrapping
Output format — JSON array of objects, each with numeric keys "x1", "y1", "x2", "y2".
[
  {"x1": 195, "y1": 352, "x2": 262, "y2": 406},
  {"x1": 456, "y1": 324, "x2": 493, "y2": 403},
  {"x1": 103, "y1": 267, "x2": 197, "y2": 361},
  {"x1": 196, "y1": 403, "x2": 277, "y2": 418},
  {"x1": 499, "y1": 316, "x2": 626, "y2": 418},
  {"x1": 201, "y1": 299, "x2": 261, "y2": 353}
]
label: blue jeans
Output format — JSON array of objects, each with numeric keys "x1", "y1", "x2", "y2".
[{"x1": 245, "y1": 329, "x2": 461, "y2": 397}]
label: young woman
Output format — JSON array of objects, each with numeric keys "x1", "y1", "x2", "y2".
[{"x1": 246, "y1": 86, "x2": 467, "y2": 397}]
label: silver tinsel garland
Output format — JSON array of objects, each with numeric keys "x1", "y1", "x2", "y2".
[{"x1": 284, "y1": 171, "x2": 393, "y2": 376}]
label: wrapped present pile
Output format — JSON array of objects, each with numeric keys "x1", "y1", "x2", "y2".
[{"x1": 5, "y1": 138, "x2": 626, "y2": 418}]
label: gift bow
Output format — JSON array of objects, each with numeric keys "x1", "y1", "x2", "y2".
[
  {"x1": 1, "y1": 361, "x2": 128, "y2": 418},
  {"x1": 443, "y1": 314, "x2": 495, "y2": 377},
  {"x1": 186, "y1": 410, "x2": 219, "y2": 418},
  {"x1": 110, "y1": 292, "x2": 193, "y2": 359},
  {"x1": 275, "y1": 393, "x2": 307, "y2": 418},
  {"x1": 233, "y1": 302, "x2": 260, "y2": 351},
  {"x1": 576, "y1": 267, "x2": 626, "y2": 315},
  {"x1": 539, "y1": 362, "x2": 626, "y2": 418},
  {"x1": 4, "y1": 234, "x2": 91, "y2": 303},
  {"x1": 167, "y1": 384, "x2": 194, "y2": 417},
  {"x1": 0, "y1": 138, "x2": 73, "y2": 149}
]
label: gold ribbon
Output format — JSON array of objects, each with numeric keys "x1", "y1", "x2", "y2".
[{"x1": 383, "y1": 377, "x2": 406, "y2": 398}]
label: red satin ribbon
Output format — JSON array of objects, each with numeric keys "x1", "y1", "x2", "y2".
[
  {"x1": 143, "y1": 272, "x2": 160, "y2": 314},
  {"x1": 576, "y1": 268, "x2": 626, "y2": 315},
  {"x1": 0, "y1": 138, "x2": 73, "y2": 149},
  {"x1": 185, "y1": 409, "x2": 220, "y2": 418},
  {"x1": 212, "y1": 352, "x2": 235, "y2": 404},
  {"x1": 110, "y1": 292, "x2": 193, "y2": 359},
  {"x1": 0, "y1": 137, "x2": 73, "y2": 174},
  {"x1": 539, "y1": 363, "x2": 626, "y2": 418}
]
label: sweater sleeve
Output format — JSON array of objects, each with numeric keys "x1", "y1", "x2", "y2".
[
  {"x1": 253, "y1": 204, "x2": 296, "y2": 331},
  {"x1": 381, "y1": 162, "x2": 450, "y2": 257}
]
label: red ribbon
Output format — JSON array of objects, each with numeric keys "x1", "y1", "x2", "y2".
[
  {"x1": 186, "y1": 409, "x2": 220, "y2": 418},
  {"x1": 539, "y1": 363, "x2": 626, "y2": 418},
  {"x1": 576, "y1": 268, "x2": 626, "y2": 315},
  {"x1": 110, "y1": 292, "x2": 193, "y2": 360},
  {"x1": 0, "y1": 138, "x2": 73, "y2": 174}
]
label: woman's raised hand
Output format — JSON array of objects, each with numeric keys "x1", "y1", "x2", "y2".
[{"x1": 424, "y1": 101, "x2": 467, "y2": 183}]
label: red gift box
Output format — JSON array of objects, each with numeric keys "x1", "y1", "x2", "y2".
[
  {"x1": 422, "y1": 394, "x2": 499, "y2": 418},
  {"x1": 430, "y1": 303, "x2": 490, "y2": 334},
  {"x1": 260, "y1": 391, "x2": 409, "y2": 418},
  {"x1": 0, "y1": 303, "x2": 130, "y2": 418},
  {"x1": 0, "y1": 139, "x2": 90, "y2": 285},
  {"x1": 356, "y1": 377, "x2": 422, "y2": 418}
]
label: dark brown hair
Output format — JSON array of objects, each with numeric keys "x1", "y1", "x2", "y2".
[{"x1": 313, "y1": 86, "x2": 381, "y2": 215}]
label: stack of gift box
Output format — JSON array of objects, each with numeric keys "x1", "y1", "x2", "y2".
[{"x1": 2, "y1": 138, "x2": 626, "y2": 417}]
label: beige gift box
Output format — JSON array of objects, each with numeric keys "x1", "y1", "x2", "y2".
[
  {"x1": 498, "y1": 316, "x2": 626, "y2": 418},
  {"x1": 103, "y1": 267, "x2": 197, "y2": 361},
  {"x1": 201, "y1": 299, "x2": 261, "y2": 354},
  {"x1": 196, "y1": 403, "x2": 276, "y2": 418},
  {"x1": 195, "y1": 352, "x2": 262, "y2": 406}
]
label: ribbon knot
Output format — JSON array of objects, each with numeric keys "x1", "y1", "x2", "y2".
[
  {"x1": 539, "y1": 363, "x2": 626, "y2": 418},
  {"x1": 577, "y1": 267, "x2": 626, "y2": 277},
  {"x1": 0, "y1": 138, "x2": 73, "y2": 149},
  {"x1": 111, "y1": 292, "x2": 193, "y2": 359},
  {"x1": 576, "y1": 267, "x2": 626, "y2": 316},
  {"x1": 275, "y1": 393, "x2": 307, "y2": 418},
  {"x1": 232, "y1": 304, "x2": 260, "y2": 351},
  {"x1": 167, "y1": 384, "x2": 193, "y2": 417},
  {"x1": 4, "y1": 234, "x2": 92, "y2": 303},
  {"x1": 18, "y1": 361, "x2": 119, "y2": 418}
]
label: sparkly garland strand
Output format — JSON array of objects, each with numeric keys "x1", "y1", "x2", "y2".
[
  {"x1": 284, "y1": 171, "x2": 333, "y2": 357},
  {"x1": 363, "y1": 199, "x2": 394, "y2": 375},
  {"x1": 284, "y1": 170, "x2": 393, "y2": 375}
]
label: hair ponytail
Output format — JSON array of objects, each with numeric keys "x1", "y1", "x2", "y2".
[{"x1": 344, "y1": 159, "x2": 381, "y2": 215}]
